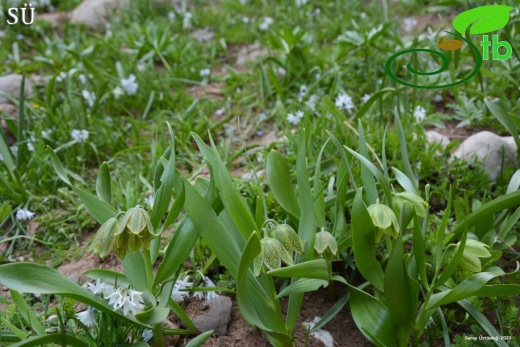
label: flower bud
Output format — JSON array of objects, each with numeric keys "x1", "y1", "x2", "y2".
[
  {"x1": 367, "y1": 200, "x2": 400, "y2": 242},
  {"x1": 113, "y1": 206, "x2": 157, "y2": 259},
  {"x1": 456, "y1": 239, "x2": 491, "y2": 273},
  {"x1": 89, "y1": 217, "x2": 119, "y2": 259}
]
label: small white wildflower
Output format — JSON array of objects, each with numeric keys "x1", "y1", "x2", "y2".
[
  {"x1": 259, "y1": 112, "x2": 267, "y2": 121},
  {"x1": 142, "y1": 329, "x2": 153, "y2": 342},
  {"x1": 10, "y1": 145, "x2": 18, "y2": 156},
  {"x1": 105, "y1": 23, "x2": 113, "y2": 39},
  {"x1": 360, "y1": 12, "x2": 367, "y2": 19},
  {"x1": 168, "y1": 11, "x2": 175, "y2": 22},
  {"x1": 171, "y1": 275, "x2": 192, "y2": 302},
  {"x1": 17, "y1": 34, "x2": 24, "y2": 41},
  {"x1": 106, "y1": 288, "x2": 124, "y2": 310},
  {"x1": 76, "y1": 307, "x2": 96, "y2": 327},
  {"x1": 239, "y1": 0, "x2": 246, "y2": 4},
  {"x1": 215, "y1": 108, "x2": 225, "y2": 116},
  {"x1": 298, "y1": 85, "x2": 308, "y2": 101},
  {"x1": 0, "y1": 31, "x2": 5, "y2": 38},
  {"x1": 425, "y1": 317, "x2": 435, "y2": 329},
  {"x1": 56, "y1": 71, "x2": 67, "y2": 82},
  {"x1": 305, "y1": 94, "x2": 319, "y2": 111},
  {"x1": 335, "y1": 93, "x2": 354, "y2": 111},
  {"x1": 315, "y1": 73, "x2": 321, "y2": 80},
  {"x1": 0, "y1": 154, "x2": 3, "y2": 161},
  {"x1": 242, "y1": 16, "x2": 249, "y2": 24},
  {"x1": 295, "y1": 0, "x2": 308, "y2": 7},
  {"x1": 183, "y1": 12, "x2": 192, "y2": 30},
  {"x1": 137, "y1": 61, "x2": 146, "y2": 72},
  {"x1": 78, "y1": 74, "x2": 88, "y2": 85},
  {"x1": 413, "y1": 106, "x2": 427, "y2": 123},
  {"x1": 144, "y1": 195, "x2": 154, "y2": 208},
  {"x1": 27, "y1": 142, "x2": 34, "y2": 152},
  {"x1": 361, "y1": 94, "x2": 372, "y2": 103},
  {"x1": 121, "y1": 74, "x2": 138, "y2": 95},
  {"x1": 199, "y1": 68, "x2": 211, "y2": 78},
  {"x1": 287, "y1": 110, "x2": 304, "y2": 125},
  {"x1": 224, "y1": 125, "x2": 235, "y2": 137},
  {"x1": 71, "y1": 129, "x2": 89, "y2": 143},
  {"x1": 403, "y1": 17, "x2": 417, "y2": 33},
  {"x1": 41, "y1": 129, "x2": 52, "y2": 140},
  {"x1": 433, "y1": 94, "x2": 442, "y2": 103},
  {"x1": 259, "y1": 17, "x2": 273, "y2": 31},
  {"x1": 121, "y1": 289, "x2": 145, "y2": 316},
  {"x1": 203, "y1": 277, "x2": 219, "y2": 304},
  {"x1": 81, "y1": 90, "x2": 96, "y2": 108},
  {"x1": 112, "y1": 86, "x2": 124, "y2": 99},
  {"x1": 16, "y1": 208, "x2": 35, "y2": 221}
]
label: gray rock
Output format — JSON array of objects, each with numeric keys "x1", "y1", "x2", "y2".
[
  {"x1": 426, "y1": 130, "x2": 450, "y2": 149},
  {"x1": 191, "y1": 296, "x2": 232, "y2": 335},
  {"x1": 0, "y1": 74, "x2": 33, "y2": 103},
  {"x1": 70, "y1": 0, "x2": 130, "y2": 30},
  {"x1": 190, "y1": 28, "x2": 214, "y2": 43},
  {"x1": 452, "y1": 131, "x2": 517, "y2": 181}
]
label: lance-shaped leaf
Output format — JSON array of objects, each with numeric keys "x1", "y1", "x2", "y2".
[{"x1": 453, "y1": 5, "x2": 514, "y2": 35}]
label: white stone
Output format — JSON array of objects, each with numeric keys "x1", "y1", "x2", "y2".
[
  {"x1": 0, "y1": 74, "x2": 33, "y2": 103},
  {"x1": 426, "y1": 131, "x2": 450, "y2": 149},
  {"x1": 452, "y1": 131, "x2": 517, "y2": 181},
  {"x1": 70, "y1": 0, "x2": 130, "y2": 30}
]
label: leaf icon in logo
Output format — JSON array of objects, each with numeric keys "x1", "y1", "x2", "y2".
[
  {"x1": 453, "y1": 5, "x2": 514, "y2": 35},
  {"x1": 437, "y1": 40, "x2": 464, "y2": 50}
]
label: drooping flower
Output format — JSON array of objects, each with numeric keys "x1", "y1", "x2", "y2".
[
  {"x1": 171, "y1": 275, "x2": 193, "y2": 302},
  {"x1": 76, "y1": 306, "x2": 96, "y2": 327},
  {"x1": 16, "y1": 208, "x2": 35, "y2": 221},
  {"x1": 254, "y1": 237, "x2": 294, "y2": 276},
  {"x1": 71, "y1": 129, "x2": 89, "y2": 143},
  {"x1": 121, "y1": 74, "x2": 138, "y2": 95},
  {"x1": 335, "y1": 93, "x2": 354, "y2": 111},
  {"x1": 202, "y1": 277, "x2": 219, "y2": 304}
]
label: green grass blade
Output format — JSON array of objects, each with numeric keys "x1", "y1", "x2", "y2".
[
  {"x1": 358, "y1": 121, "x2": 378, "y2": 204},
  {"x1": 96, "y1": 162, "x2": 112, "y2": 205},
  {"x1": 185, "y1": 330, "x2": 214, "y2": 347},
  {"x1": 9, "y1": 334, "x2": 90, "y2": 347},
  {"x1": 10, "y1": 290, "x2": 45, "y2": 335},
  {"x1": 267, "y1": 259, "x2": 329, "y2": 280},
  {"x1": 266, "y1": 150, "x2": 300, "y2": 218},
  {"x1": 276, "y1": 279, "x2": 328, "y2": 299}
]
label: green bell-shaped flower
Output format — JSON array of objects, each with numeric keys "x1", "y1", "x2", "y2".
[
  {"x1": 393, "y1": 192, "x2": 428, "y2": 218},
  {"x1": 270, "y1": 224, "x2": 304, "y2": 255},
  {"x1": 113, "y1": 205, "x2": 157, "y2": 259},
  {"x1": 367, "y1": 199, "x2": 400, "y2": 242},
  {"x1": 89, "y1": 216, "x2": 119, "y2": 259},
  {"x1": 253, "y1": 237, "x2": 294, "y2": 276},
  {"x1": 314, "y1": 229, "x2": 338, "y2": 257},
  {"x1": 456, "y1": 239, "x2": 491, "y2": 273}
]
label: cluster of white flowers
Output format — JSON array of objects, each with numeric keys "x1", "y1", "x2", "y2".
[
  {"x1": 295, "y1": 0, "x2": 308, "y2": 7},
  {"x1": 121, "y1": 74, "x2": 138, "y2": 95},
  {"x1": 82, "y1": 90, "x2": 96, "y2": 108},
  {"x1": 335, "y1": 93, "x2": 354, "y2": 111},
  {"x1": 79, "y1": 74, "x2": 88, "y2": 85},
  {"x1": 259, "y1": 17, "x2": 273, "y2": 31},
  {"x1": 71, "y1": 129, "x2": 89, "y2": 143},
  {"x1": 287, "y1": 110, "x2": 304, "y2": 125},
  {"x1": 413, "y1": 106, "x2": 427, "y2": 123},
  {"x1": 16, "y1": 208, "x2": 35, "y2": 221},
  {"x1": 171, "y1": 275, "x2": 219, "y2": 304},
  {"x1": 83, "y1": 279, "x2": 145, "y2": 317},
  {"x1": 305, "y1": 94, "x2": 319, "y2": 111}
]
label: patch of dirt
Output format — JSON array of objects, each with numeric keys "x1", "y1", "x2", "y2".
[
  {"x1": 180, "y1": 284, "x2": 371, "y2": 347},
  {"x1": 426, "y1": 120, "x2": 501, "y2": 141},
  {"x1": 186, "y1": 82, "x2": 225, "y2": 99}
]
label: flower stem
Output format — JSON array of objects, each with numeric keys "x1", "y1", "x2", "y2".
[
  {"x1": 153, "y1": 323, "x2": 165, "y2": 347},
  {"x1": 142, "y1": 248, "x2": 154, "y2": 290}
]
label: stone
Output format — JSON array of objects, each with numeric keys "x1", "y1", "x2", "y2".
[
  {"x1": 70, "y1": 0, "x2": 130, "y2": 30},
  {"x1": 452, "y1": 131, "x2": 517, "y2": 181},
  {"x1": 191, "y1": 295, "x2": 232, "y2": 335},
  {"x1": 38, "y1": 11, "x2": 70, "y2": 27},
  {"x1": 235, "y1": 42, "x2": 269, "y2": 67},
  {"x1": 426, "y1": 130, "x2": 450, "y2": 149},
  {"x1": 190, "y1": 28, "x2": 214, "y2": 43},
  {"x1": 0, "y1": 74, "x2": 34, "y2": 103}
]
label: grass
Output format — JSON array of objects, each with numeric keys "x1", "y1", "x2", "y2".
[{"x1": 0, "y1": 0, "x2": 519, "y2": 346}]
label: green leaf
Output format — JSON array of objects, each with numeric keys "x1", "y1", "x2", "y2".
[
  {"x1": 428, "y1": 267, "x2": 505, "y2": 309},
  {"x1": 266, "y1": 150, "x2": 300, "y2": 218},
  {"x1": 122, "y1": 252, "x2": 149, "y2": 292},
  {"x1": 310, "y1": 292, "x2": 349, "y2": 332},
  {"x1": 185, "y1": 330, "x2": 214, "y2": 347},
  {"x1": 506, "y1": 170, "x2": 520, "y2": 194},
  {"x1": 348, "y1": 285, "x2": 399, "y2": 347},
  {"x1": 458, "y1": 300, "x2": 509, "y2": 347},
  {"x1": 384, "y1": 235, "x2": 413, "y2": 329},
  {"x1": 47, "y1": 146, "x2": 71, "y2": 185},
  {"x1": 276, "y1": 279, "x2": 328, "y2": 299},
  {"x1": 434, "y1": 228, "x2": 467, "y2": 290},
  {"x1": 96, "y1": 162, "x2": 112, "y2": 205},
  {"x1": 9, "y1": 334, "x2": 89, "y2": 347},
  {"x1": 135, "y1": 307, "x2": 170, "y2": 325},
  {"x1": 267, "y1": 259, "x2": 330, "y2": 280},
  {"x1": 352, "y1": 189, "x2": 385, "y2": 292},
  {"x1": 10, "y1": 290, "x2": 45, "y2": 335},
  {"x1": 453, "y1": 5, "x2": 514, "y2": 35},
  {"x1": 358, "y1": 121, "x2": 378, "y2": 204},
  {"x1": 485, "y1": 98, "x2": 520, "y2": 154},
  {"x1": 392, "y1": 167, "x2": 419, "y2": 196},
  {"x1": 0, "y1": 263, "x2": 149, "y2": 328},
  {"x1": 84, "y1": 269, "x2": 130, "y2": 288}
]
